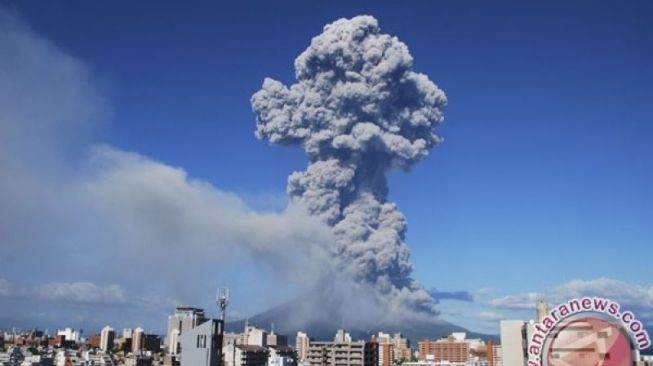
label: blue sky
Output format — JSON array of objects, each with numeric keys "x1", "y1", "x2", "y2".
[{"x1": 1, "y1": 0, "x2": 652, "y2": 335}]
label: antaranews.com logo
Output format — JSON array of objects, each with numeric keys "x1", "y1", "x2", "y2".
[{"x1": 528, "y1": 297, "x2": 651, "y2": 366}]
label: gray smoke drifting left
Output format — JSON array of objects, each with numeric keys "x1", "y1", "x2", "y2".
[{"x1": 252, "y1": 16, "x2": 446, "y2": 314}]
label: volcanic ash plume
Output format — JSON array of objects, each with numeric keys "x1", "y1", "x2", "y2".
[{"x1": 252, "y1": 16, "x2": 446, "y2": 314}]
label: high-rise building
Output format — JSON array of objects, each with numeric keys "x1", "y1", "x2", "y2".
[
  {"x1": 267, "y1": 333, "x2": 288, "y2": 347},
  {"x1": 296, "y1": 332, "x2": 309, "y2": 363},
  {"x1": 334, "y1": 329, "x2": 352, "y2": 343},
  {"x1": 132, "y1": 327, "x2": 145, "y2": 354},
  {"x1": 500, "y1": 320, "x2": 533, "y2": 366},
  {"x1": 372, "y1": 333, "x2": 393, "y2": 366},
  {"x1": 536, "y1": 300, "x2": 549, "y2": 323},
  {"x1": 118, "y1": 337, "x2": 133, "y2": 353},
  {"x1": 241, "y1": 326, "x2": 267, "y2": 347},
  {"x1": 484, "y1": 340, "x2": 502, "y2": 366},
  {"x1": 57, "y1": 328, "x2": 81, "y2": 343},
  {"x1": 167, "y1": 307, "x2": 207, "y2": 354},
  {"x1": 169, "y1": 329, "x2": 181, "y2": 354},
  {"x1": 100, "y1": 326, "x2": 115, "y2": 352},
  {"x1": 143, "y1": 334, "x2": 162, "y2": 352},
  {"x1": 391, "y1": 333, "x2": 410, "y2": 362},
  {"x1": 418, "y1": 336, "x2": 470, "y2": 364},
  {"x1": 179, "y1": 319, "x2": 224, "y2": 366}
]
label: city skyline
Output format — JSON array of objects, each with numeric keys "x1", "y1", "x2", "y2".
[
  {"x1": 1, "y1": 298, "x2": 651, "y2": 365},
  {"x1": 0, "y1": 0, "x2": 652, "y2": 337}
]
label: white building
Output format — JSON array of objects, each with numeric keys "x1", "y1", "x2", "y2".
[
  {"x1": 82, "y1": 349, "x2": 115, "y2": 365},
  {"x1": 268, "y1": 346, "x2": 296, "y2": 366},
  {"x1": 296, "y1": 332, "x2": 309, "y2": 363},
  {"x1": 334, "y1": 329, "x2": 352, "y2": 343},
  {"x1": 535, "y1": 301, "x2": 549, "y2": 323},
  {"x1": 499, "y1": 320, "x2": 533, "y2": 366},
  {"x1": 55, "y1": 350, "x2": 80, "y2": 366},
  {"x1": 179, "y1": 319, "x2": 223, "y2": 366},
  {"x1": 169, "y1": 329, "x2": 181, "y2": 354},
  {"x1": 131, "y1": 327, "x2": 144, "y2": 354},
  {"x1": 167, "y1": 307, "x2": 207, "y2": 354},
  {"x1": 100, "y1": 326, "x2": 115, "y2": 352},
  {"x1": 241, "y1": 325, "x2": 267, "y2": 347},
  {"x1": 57, "y1": 328, "x2": 80, "y2": 343},
  {"x1": 376, "y1": 332, "x2": 394, "y2": 366},
  {"x1": 391, "y1": 333, "x2": 410, "y2": 362}
]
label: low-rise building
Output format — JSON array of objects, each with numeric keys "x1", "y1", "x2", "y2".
[{"x1": 268, "y1": 346, "x2": 296, "y2": 366}]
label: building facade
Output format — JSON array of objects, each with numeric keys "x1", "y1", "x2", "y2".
[
  {"x1": 296, "y1": 332, "x2": 309, "y2": 363},
  {"x1": 535, "y1": 301, "x2": 549, "y2": 323},
  {"x1": 499, "y1": 320, "x2": 532, "y2": 366},
  {"x1": 418, "y1": 337, "x2": 470, "y2": 364},
  {"x1": 223, "y1": 344, "x2": 269, "y2": 366},
  {"x1": 167, "y1": 307, "x2": 207, "y2": 354},
  {"x1": 179, "y1": 319, "x2": 224, "y2": 366},
  {"x1": 391, "y1": 333, "x2": 410, "y2": 362},
  {"x1": 100, "y1": 326, "x2": 115, "y2": 352},
  {"x1": 306, "y1": 340, "x2": 377, "y2": 366},
  {"x1": 132, "y1": 327, "x2": 145, "y2": 354}
]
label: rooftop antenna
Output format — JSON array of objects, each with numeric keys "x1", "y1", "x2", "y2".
[
  {"x1": 271, "y1": 322, "x2": 275, "y2": 334},
  {"x1": 217, "y1": 287, "x2": 230, "y2": 323},
  {"x1": 216, "y1": 288, "x2": 229, "y2": 366}
]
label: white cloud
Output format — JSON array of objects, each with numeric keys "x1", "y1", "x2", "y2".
[
  {"x1": 480, "y1": 277, "x2": 653, "y2": 333},
  {"x1": 444, "y1": 278, "x2": 653, "y2": 334},
  {"x1": 476, "y1": 311, "x2": 504, "y2": 321},
  {"x1": 488, "y1": 292, "x2": 544, "y2": 310},
  {"x1": 555, "y1": 278, "x2": 653, "y2": 307},
  {"x1": 489, "y1": 278, "x2": 653, "y2": 311}
]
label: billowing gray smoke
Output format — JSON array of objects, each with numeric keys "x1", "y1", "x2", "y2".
[{"x1": 252, "y1": 16, "x2": 446, "y2": 315}]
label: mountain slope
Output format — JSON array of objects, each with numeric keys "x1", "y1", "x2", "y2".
[{"x1": 226, "y1": 301, "x2": 494, "y2": 344}]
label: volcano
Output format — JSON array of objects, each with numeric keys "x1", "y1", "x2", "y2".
[{"x1": 226, "y1": 301, "x2": 494, "y2": 344}]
